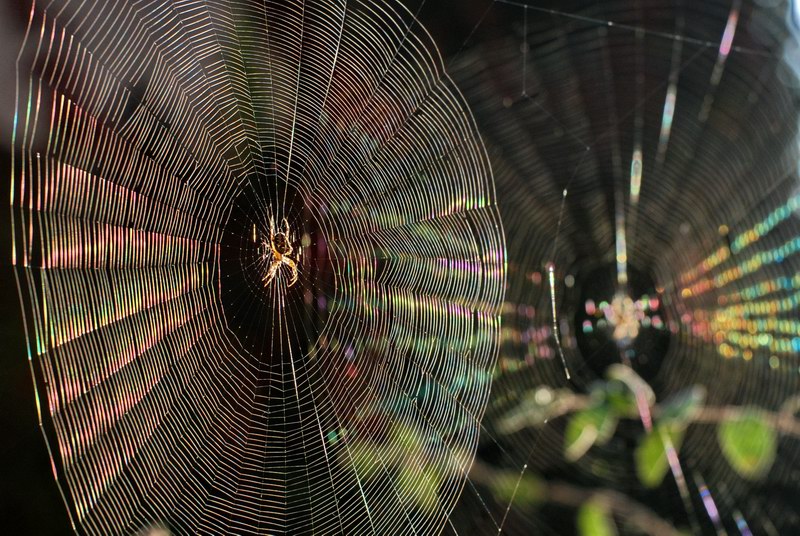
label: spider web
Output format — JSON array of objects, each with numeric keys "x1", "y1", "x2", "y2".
[
  {"x1": 10, "y1": 1, "x2": 504, "y2": 534},
  {"x1": 440, "y1": 0, "x2": 800, "y2": 534}
]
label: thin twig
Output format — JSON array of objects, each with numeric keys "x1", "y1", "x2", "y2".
[{"x1": 469, "y1": 461, "x2": 683, "y2": 536}]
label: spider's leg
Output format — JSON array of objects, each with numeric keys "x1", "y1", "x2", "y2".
[
  {"x1": 261, "y1": 240, "x2": 273, "y2": 268},
  {"x1": 263, "y1": 260, "x2": 281, "y2": 287},
  {"x1": 282, "y1": 217, "x2": 290, "y2": 236},
  {"x1": 283, "y1": 257, "x2": 298, "y2": 287}
]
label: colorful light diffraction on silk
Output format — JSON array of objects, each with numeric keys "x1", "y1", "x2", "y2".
[{"x1": 679, "y1": 193, "x2": 800, "y2": 362}]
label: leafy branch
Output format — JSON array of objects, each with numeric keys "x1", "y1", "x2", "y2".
[{"x1": 498, "y1": 365, "x2": 800, "y2": 488}]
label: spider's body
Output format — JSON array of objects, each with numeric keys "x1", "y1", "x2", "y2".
[
  {"x1": 272, "y1": 232, "x2": 291, "y2": 256},
  {"x1": 261, "y1": 217, "x2": 300, "y2": 288}
]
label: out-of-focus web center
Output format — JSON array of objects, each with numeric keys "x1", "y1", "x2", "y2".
[
  {"x1": 606, "y1": 293, "x2": 641, "y2": 344},
  {"x1": 576, "y1": 263, "x2": 670, "y2": 380}
]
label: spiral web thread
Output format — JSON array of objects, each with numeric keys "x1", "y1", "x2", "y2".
[{"x1": 10, "y1": 0, "x2": 505, "y2": 534}]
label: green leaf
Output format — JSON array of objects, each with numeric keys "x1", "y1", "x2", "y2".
[
  {"x1": 396, "y1": 465, "x2": 442, "y2": 514},
  {"x1": 491, "y1": 471, "x2": 544, "y2": 507},
  {"x1": 718, "y1": 411, "x2": 777, "y2": 479},
  {"x1": 345, "y1": 441, "x2": 384, "y2": 480},
  {"x1": 660, "y1": 386, "x2": 707, "y2": 424},
  {"x1": 606, "y1": 364, "x2": 655, "y2": 409},
  {"x1": 635, "y1": 425, "x2": 684, "y2": 488},
  {"x1": 576, "y1": 499, "x2": 617, "y2": 536},
  {"x1": 565, "y1": 404, "x2": 617, "y2": 461},
  {"x1": 386, "y1": 422, "x2": 426, "y2": 465},
  {"x1": 604, "y1": 379, "x2": 639, "y2": 417}
]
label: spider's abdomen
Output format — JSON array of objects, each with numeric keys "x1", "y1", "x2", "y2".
[{"x1": 272, "y1": 233, "x2": 290, "y2": 255}]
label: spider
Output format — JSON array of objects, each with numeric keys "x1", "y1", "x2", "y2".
[{"x1": 259, "y1": 217, "x2": 300, "y2": 288}]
